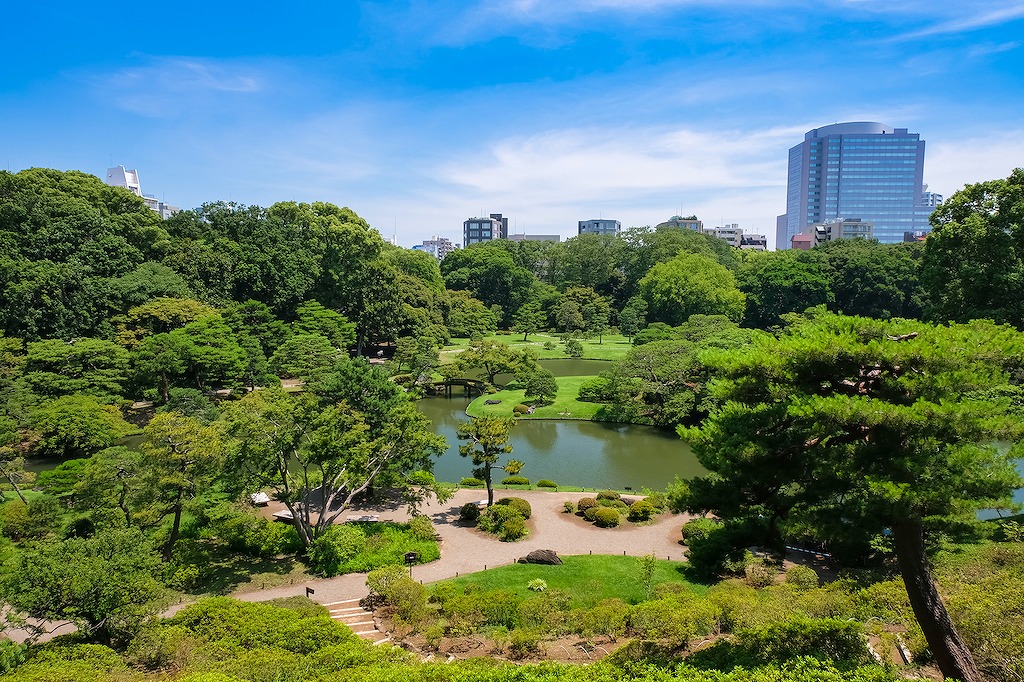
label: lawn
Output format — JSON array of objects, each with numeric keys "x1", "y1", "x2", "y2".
[
  {"x1": 441, "y1": 333, "x2": 633, "y2": 362},
  {"x1": 432, "y1": 554, "x2": 701, "y2": 606},
  {"x1": 465, "y1": 375, "x2": 607, "y2": 420}
]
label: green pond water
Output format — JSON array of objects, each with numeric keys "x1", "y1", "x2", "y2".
[{"x1": 421, "y1": 358, "x2": 705, "y2": 490}]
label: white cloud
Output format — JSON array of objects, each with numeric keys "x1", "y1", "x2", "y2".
[
  {"x1": 85, "y1": 57, "x2": 266, "y2": 117},
  {"x1": 925, "y1": 131, "x2": 1024, "y2": 197},
  {"x1": 890, "y1": 3, "x2": 1024, "y2": 40}
]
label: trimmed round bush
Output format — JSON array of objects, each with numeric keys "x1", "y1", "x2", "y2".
[
  {"x1": 583, "y1": 507, "x2": 599, "y2": 522},
  {"x1": 577, "y1": 376, "x2": 612, "y2": 402},
  {"x1": 459, "y1": 502, "x2": 481, "y2": 524},
  {"x1": 628, "y1": 499, "x2": 656, "y2": 522},
  {"x1": 501, "y1": 475, "x2": 530, "y2": 485},
  {"x1": 577, "y1": 497, "x2": 598, "y2": 513},
  {"x1": 593, "y1": 507, "x2": 621, "y2": 528},
  {"x1": 681, "y1": 517, "x2": 722, "y2": 544},
  {"x1": 459, "y1": 477, "x2": 485, "y2": 487},
  {"x1": 785, "y1": 564, "x2": 820, "y2": 591},
  {"x1": 596, "y1": 490, "x2": 621, "y2": 501},
  {"x1": 499, "y1": 514, "x2": 528, "y2": 542},
  {"x1": 407, "y1": 515, "x2": 436, "y2": 541},
  {"x1": 536, "y1": 479, "x2": 557, "y2": 489},
  {"x1": 478, "y1": 504, "x2": 523, "y2": 535},
  {"x1": 563, "y1": 501, "x2": 575, "y2": 513},
  {"x1": 495, "y1": 496, "x2": 532, "y2": 519},
  {"x1": 512, "y1": 404, "x2": 530, "y2": 415}
]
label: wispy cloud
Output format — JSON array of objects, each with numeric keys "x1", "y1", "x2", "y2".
[
  {"x1": 890, "y1": 3, "x2": 1024, "y2": 41},
  {"x1": 84, "y1": 56, "x2": 266, "y2": 117}
]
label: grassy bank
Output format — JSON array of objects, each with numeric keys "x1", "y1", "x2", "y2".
[
  {"x1": 442, "y1": 332, "x2": 632, "y2": 362},
  {"x1": 433, "y1": 554, "x2": 700, "y2": 605},
  {"x1": 465, "y1": 375, "x2": 606, "y2": 420}
]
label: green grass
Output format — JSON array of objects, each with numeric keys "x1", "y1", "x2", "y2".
[
  {"x1": 433, "y1": 554, "x2": 701, "y2": 605},
  {"x1": 465, "y1": 375, "x2": 606, "y2": 420},
  {"x1": 441, "y1": 333, "x2": 632, "y2": 362}
]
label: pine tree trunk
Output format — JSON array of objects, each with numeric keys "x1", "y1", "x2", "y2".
[
  {"x1": 164, "y1": 498, "x2": 183, "y2": 562},
  {"x1": 485, "y1": 467, "x2": 494, "y2": 507},
  {"x1": 891, "y1": 518, "x2": 981, "y2": 682}
]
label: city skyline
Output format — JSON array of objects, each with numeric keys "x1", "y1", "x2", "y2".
[{"x1": 2, "y1": 2, "x2": 1023, "y2": 249}]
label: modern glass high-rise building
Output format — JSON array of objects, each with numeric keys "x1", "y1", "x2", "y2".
[{"x1": 779, "y1": 122, "x2": 935, "y2": 247}]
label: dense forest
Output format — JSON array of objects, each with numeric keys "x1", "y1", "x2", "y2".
[{"x1": 0, "y1": 167, "x2": 1022, "y2": 682}]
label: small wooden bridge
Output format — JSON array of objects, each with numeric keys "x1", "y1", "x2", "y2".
[{"x1": 426, "y1": 378, "x2": 490, "y2": 398}]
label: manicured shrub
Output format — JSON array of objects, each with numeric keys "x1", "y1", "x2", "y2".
[
  {"x1": 479, "y1": 504, "x2": 525, "y2": 537},
  {"x1": 577, "y1": 376, "x2": 612, "y2": 402},
  {"x1": 562, "y1": 501, "x2": 575, "y2": 513},
  {"x1": 785, "y1": 565, "x2": 820, "y2": 591},
  {"x1": 512, "y1": 404, "x2": 529, "y2": 415},
  {"x1": 498, "y1": 514, "x2": 528, "y2": 542},
  {"x1": 407, "y1": 515, "x2": 436, "y2": 541},
  {"x1": 744, "y1": 556, "x2": 778, "y2": 588},
  {"x1": 501, "y1": 475, "x2": 530, "y2": 485},
  {"x1": 593, "y1": 507, "x2": 621, "y2": 528},
  {"x1": 306, "y1": 524, "x2": 366, "y2": 576},
  {"x1": 577, "y1": 497, "x2": 598, "y2": 513},
  {"x1": 628, "y1": 498, "x2": 656, "y2": 522},
  {"x1": 596, "y1": 490, "x2": 621, "y2": 501},
  {"x1": 307, "y1": 522, "x2": 439, "y2": 577},
  {"x1": 736, "y1": 617, "x2": 870, "y2": 664},
  {"x1": 459, "y1": 477, "x2": 485, "y2": 487},
  {"x1": 459, "y1": 502, "x2": 481, "y2": 524},
  {"x1": 542, "y1": 341, "x2": 557, "y2": 350},
  {"x1": 537, "y1": 479, "x2": 557, "y2": 488},
  {"x1": 496, "y1": 496, "x2": 532, "y2": 519},
  {"x1": 583, "y1": 507, "x2": 599, "y2": 522},
  {"x1": 681, "y1": 517, "x2": 722, "y2": 544}
]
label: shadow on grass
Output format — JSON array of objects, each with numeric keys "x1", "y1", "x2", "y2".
[{"x1": 185, "y1": 543, "x2": 311, "y2": 596}]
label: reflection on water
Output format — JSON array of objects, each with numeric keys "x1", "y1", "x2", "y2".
[{"x1": 416, "y1": 394, "x2": 705, "y2": 490}]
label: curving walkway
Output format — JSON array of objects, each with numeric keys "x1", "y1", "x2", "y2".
[
  {"x1": 6, "y1": 490, "x2": 693, "y2": 644},
  {"x1": 242, "y1": 488, "x2": 694, "y2": 608}
]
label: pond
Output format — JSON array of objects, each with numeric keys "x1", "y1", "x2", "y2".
[{"x1": 416, "y1": 394, "x2": 705, "y2": 491}]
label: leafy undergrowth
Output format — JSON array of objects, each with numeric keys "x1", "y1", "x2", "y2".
[
  {"x1": 436, "y1": 555, "x2": 697, "y2": 605},
  {"x1": 2, "y1": 597, "x2": 903, "y2": 681}
]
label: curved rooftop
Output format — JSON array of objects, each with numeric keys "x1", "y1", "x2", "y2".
[{"x1": 805, "y1": 122, "x2": 895, "y2": 139}]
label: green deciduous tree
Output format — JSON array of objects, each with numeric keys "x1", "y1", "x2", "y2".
[
  {"x1": 457, "y1": 417, "x2": 520, "y2": 507},
  {"x1": 0, "y1": 527, "x2": 165, "y2": 645},
  {"x1": 921, "y1": 168, "x2": 1024, "y2": 327},
  {"x1": 738, "y1": 251, "x2": 833, "y2": 329},
  {"x1": 512, "y1": 300, "x2": 546, "y2": 341},
  {"x1": 681, "y1": 312, "x2": 1024, "y2": 682},
  {"x1": 524, "y1": 368, "x2": 558, "y2": 405},
  {"x1": 638, "y1": 252, "x2": 745, "y2": 326},
  {"x1": 31, "y1": 395, "x2": 133, "y2": 459},
  {"x1": 447, "y1": 290, "x2": 499, "y2": 339},
  {"x1": 222, "y1": 364, "x2": 446, "y2": 547}
]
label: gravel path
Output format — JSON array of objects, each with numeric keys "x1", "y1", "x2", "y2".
[
  {"x1": 241, "y1": 488, "x2": 694, "y2": 606},
  {"x1": 7, "y1": 490, "x2": 694, "y2": 643}
]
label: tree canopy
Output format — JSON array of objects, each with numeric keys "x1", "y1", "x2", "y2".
[{"x1": 682, "y1": 312, "x2": 1024, "y2": 682}]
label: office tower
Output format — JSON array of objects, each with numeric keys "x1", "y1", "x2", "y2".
[
  {"x1": 578, "y1": 219, "x2": 620, "y2": 236},
  {"x1": 463, "y1": 213, "x2": 509, "y2": 245},
  {"x1": 780, "y1": 122, "x2": 935, "y2": 246},
  {"x1": 104, "y1": 165, "x2": 179, "y2": 219}
]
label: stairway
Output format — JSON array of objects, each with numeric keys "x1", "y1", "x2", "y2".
[{"x1": 325, "y1": 598, "x2": 390, "y2": 645}]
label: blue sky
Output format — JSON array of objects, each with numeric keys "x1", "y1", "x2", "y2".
[{"x1": 3, "y1": 1, "x2": 1023, "y2": 249}]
